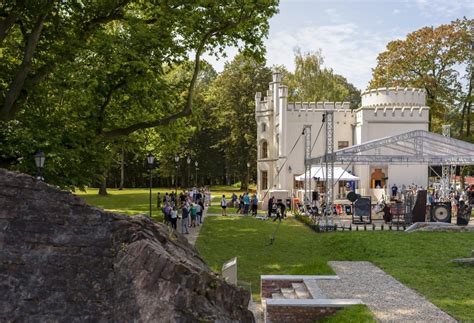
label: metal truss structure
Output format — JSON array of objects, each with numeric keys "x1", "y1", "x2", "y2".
[
  {"x1": 441, "y1": 125, "x2": 452, "y2": 200},
  {"x1": 303, "y1": 125, "x2": 312, "y2": 202},
  {"x1": 308, "y1": 130, "x2": 474, "y2": 166},
  {"x1": 324, "y1": 110, "x2": 334, "y2": 220}
]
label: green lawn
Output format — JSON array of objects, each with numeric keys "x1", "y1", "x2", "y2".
[
  {"x1": 322, "y1": 305, "x2": 376, "y2": 323},
  {"x1": 196, "y1": 216, "x2": 474, "y2": 321},
  {"x1": 75, "y1": 187, "x2": 250, "y2": 220},
  {"x1": 76, "y1": 188, "x2": 168, "y2": 221}
]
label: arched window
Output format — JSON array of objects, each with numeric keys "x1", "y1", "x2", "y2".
[
  {"x1": 261, "y1": 123, "x2": 267, "y2": 132},
  {"x1": 261, "y1": 141, "x2": 268, "y2": 158}
]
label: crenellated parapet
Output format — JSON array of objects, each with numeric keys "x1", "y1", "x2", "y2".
[
  {"x1": 287, "y1": 101, "x2": 351, "y2": 112},
  {"x1": 361, "y1": 87, "x2": 426, "y2": 107}
]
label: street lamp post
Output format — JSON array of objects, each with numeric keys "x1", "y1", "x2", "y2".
[
  {"x1": 187, "y1": 156, "x2": 191, "y2": 188},
  {"x1": 34, "y1": 151, "x2": 46, "y2": 181},
  {"x1": 174, "y1": 155, "x2": 180, "y2": 194},
  {"x1": 246, "y1": 162, "x2": 250, "y2": 189},
  {"x1": 147, "y1": 153, "x2": 155, "y2": 218},
  {"x1": 194, "y1": 161, "x2": 198, "y2": 186}
]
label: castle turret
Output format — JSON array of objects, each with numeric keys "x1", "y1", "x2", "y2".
[{"x1": 255, "y1": 91, "x2": 262, "y2": 113}]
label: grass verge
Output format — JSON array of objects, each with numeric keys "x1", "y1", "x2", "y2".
[{"x1": 196, "y1": 216, "x2": 474, "y2": 321}]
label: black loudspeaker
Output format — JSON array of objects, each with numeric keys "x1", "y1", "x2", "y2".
[
  {"x1": 430, "y1": 202, "x2": 452, "y2": 223},
  {"x1": 412, "y1": 190, "x2": 427, "y2": 222},
  {"x1": 347, "y1": 192, "x2": 358, "y2": 202}
]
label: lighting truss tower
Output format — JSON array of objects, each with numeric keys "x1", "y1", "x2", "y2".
[
  {"x1": 441, "y1": 125, "x2": 451, "y2": 201},
  {"x1": 324, "y1": 109, "x2": 335, "y2": 223},
  {"x1": 303, "y1": 125, "x2": 312, "y2": 203}
]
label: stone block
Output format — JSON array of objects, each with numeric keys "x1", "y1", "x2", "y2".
[{"x1": 0, "y1": 168, "x2": 254, "y2": 322}]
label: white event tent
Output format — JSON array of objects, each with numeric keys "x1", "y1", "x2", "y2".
[{"x1": 295, "y1": 166, "x2": 360, "y2": 182}]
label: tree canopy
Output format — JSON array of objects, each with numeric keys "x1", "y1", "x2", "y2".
[
  {"x1": 0, "y1": 0, "x2": 279, "y2": 188},
  {"x1": 370, "y1": 18, "x2": 473, "y2": 137},
  {"x1": 280, "y1": 49, "x2": 361, "y2": 108}
]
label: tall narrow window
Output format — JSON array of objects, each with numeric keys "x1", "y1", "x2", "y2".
[
  {"x1": 261, "y1": 171, "x2": 268, "y2": 190},
  {"x1": 261, "y1": 141, "x2": 268, "y2": 158},
  {"x1": 262, "y1": 123, "x2": 267, "y2": 132}
]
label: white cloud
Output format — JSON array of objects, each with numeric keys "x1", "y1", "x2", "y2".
[
  {"x1": 264, "y1": 23, "x2": 393, "y2": 90},
  {"x1": 414, "y1": 0, "x2": 473, "y2": 18}
]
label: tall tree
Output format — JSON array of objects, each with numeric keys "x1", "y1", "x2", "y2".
[
  {"x1": 281, "y1": 49, "x2": 361, "y2": 108},
  {"x1": 205, "y1": 53, "x2": 272, "y2": 189},
  {"x1": 0, "y1": 0, "x2": 279, "y2": 188},
  {"x1": 370, "y1": 19, "x2": 473, "y2": 135}
]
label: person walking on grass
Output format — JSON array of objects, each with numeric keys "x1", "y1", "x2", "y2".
[
  {"x1": 231, "y1": 193, "x2": 237, "y2": 208},
  {"x1": 198, "y1": 199, "x2": 205, "y2": 224},
  {"x1": 190, "y1": 203, "x2": 197, "y2": 227},
  {"x1": 267, "y1": 196, "x2": 274, "y2": 218},
  {"x1": 157, "y1": 192, "x2": 162, "y2": 209},
  {"x1": 195, "y1": 200, "x2": 202, "y2": 226},
  {"x1": 181, "y1": 203, "x2": 189, "y2": 234},
  {"x1": 237, "y1": 195, "x2": 244, "y2": 214},
  {"x1": 221, "y1": 195, "x2": 228, "y2": 216},
  {"x1": 170, "y1": 206, "x2": 178, "y2": 230},
  {"x1": 251, "y1": 194, "x2": 258, "y2": 216},
  {"x1": 163, "y1": 202, "x2": 171, "y2": 225},
  {"x1": 243, "y1": 192, "x2": 250, "y2": 215}
]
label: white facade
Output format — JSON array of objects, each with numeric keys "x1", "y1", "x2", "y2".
[{"x1": 255, "y1": 72, "x2": 430, "y2": 203}]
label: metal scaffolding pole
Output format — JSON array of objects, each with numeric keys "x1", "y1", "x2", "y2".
[
  {"x1": 303, "y1": 125, "x2": 312, "y2": 204},
  {"x1": 324, "y1": 110, "x2": 334, "y2": 225},
  {"x1": 441, "y1": 125, "x2": 451, "y2": 201}
]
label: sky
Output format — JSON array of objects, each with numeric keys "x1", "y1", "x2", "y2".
[{"x1": 204, "y1": 0, "x2": 473, "y2": 91}]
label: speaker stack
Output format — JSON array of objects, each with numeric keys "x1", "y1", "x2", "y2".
[{"x1": 430, "y1": 202, "x2": 452, "y2": 223}]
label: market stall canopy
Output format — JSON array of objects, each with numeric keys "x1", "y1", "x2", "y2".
[{"x1": 295, "y1": 166, "x2": 360, "y2": 181}]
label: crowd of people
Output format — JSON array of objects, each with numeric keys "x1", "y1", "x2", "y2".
[
  {"x1": 157, "y1": 187, "x2": 211, "y2": 234},
  {"x1": 220, "y1": 192, "x2": 259, "y2": 216}
]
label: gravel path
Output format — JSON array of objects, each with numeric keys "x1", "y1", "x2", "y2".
[{"x1": 317, "y1": 261, "x2": 456, "y2": 322}]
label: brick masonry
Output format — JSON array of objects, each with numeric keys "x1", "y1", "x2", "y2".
[{"x1": 266, "y1": 305, "x2": 339, "y2": 323}]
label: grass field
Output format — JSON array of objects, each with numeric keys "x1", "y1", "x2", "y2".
[
  {"x1": 76, "y1": 187, "x2": 474, "y2": 321},
  {"x1": 76, "y1": 187, "x2": 264, "y2": 218},
  {"x1": 196, "y1": 216, "x2": 474, "y2": 321}
]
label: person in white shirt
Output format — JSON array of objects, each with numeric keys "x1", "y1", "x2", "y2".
[
  {"x1": 170, "y1": 206, "x2": 178, "y2": 231},
  {"x1": 221, "y1": 195, "x2": 228, "y2": 216}
]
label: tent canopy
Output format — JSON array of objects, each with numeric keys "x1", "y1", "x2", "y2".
[
  {"x1": 295, "y1": 166, "x2": 360, "y2": 181},
  {"x1": 309, "y1": 130, "x2": 474, "y2": 165}
]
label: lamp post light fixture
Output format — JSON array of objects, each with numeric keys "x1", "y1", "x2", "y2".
[
  {"x1": 187, "y1": 156, "x2": 191, "y2": 188},
  {"x1": 174, "y1": 155, "x2": 180, "y2": 194},
  {"x1": 194, "y1": 161, "x2": 198, "y2": 186},
  {"x1": 34, "y1": 151, "x2": 46, "y2": 181},
  {"x1": 147, "y1": 153, "x2": 155, "y2": 218}
]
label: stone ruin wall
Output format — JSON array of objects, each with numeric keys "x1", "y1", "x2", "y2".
[{"x1": 0, "y1": 168, "x2": 254, "y2": 322}]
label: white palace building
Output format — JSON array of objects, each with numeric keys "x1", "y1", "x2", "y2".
[{"x1": 255, "y1": 71, "x2": 432, "y2": 206}]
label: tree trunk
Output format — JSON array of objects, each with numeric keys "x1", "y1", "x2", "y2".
[
  {"x1": 119, "y1": 148, "x2": 124, "y2": 190},
  {"x1": 241, "y1": 174, "x2": 249, "y2": 190},
  {"x1": 467, "y1": 101, "x2": 472, "y2": 137},
  {"x1": 0, "y1": 11, "x2": 47, "y2": 120},
  {"x1": 99, "y1": 176, "x2": 108, "y2": 196}
]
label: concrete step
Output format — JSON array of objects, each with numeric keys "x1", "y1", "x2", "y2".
[
  {"x1": 271, "y1": 292, "x2": 285, "y2": 299},
  {"x1": 280, "y1": 288, "x2": 297, "y2": 299},
  {"x1": 292, "y1": 283, "x2": 312, "y2": 299},
  {"x1": 304, "y1": 279, "x2": 326, "y2": 299}
]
